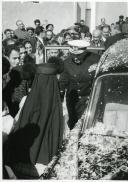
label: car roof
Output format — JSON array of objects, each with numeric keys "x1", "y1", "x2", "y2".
[{"x1": 95, "y1": 38, "x2": 128, "y2": 78}]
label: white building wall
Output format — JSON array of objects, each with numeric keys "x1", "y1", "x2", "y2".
[
  {"x1": 2, "y1": 1, "x2": 128, "y2": 34},
  {"x1": 2, "y1": 1, "x2": 75, "y2": 33},
  {"x1": 95, "y1": 2, "x2": 128, "y2": 27}
]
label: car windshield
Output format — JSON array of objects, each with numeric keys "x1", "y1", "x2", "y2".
[{"x1": 84, "y1": 73, "x2": 128, "y2": 133}]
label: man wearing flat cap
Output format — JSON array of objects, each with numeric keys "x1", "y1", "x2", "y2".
[{"x1": 59, "y1": 40, "x2": 100, "y2": 130}]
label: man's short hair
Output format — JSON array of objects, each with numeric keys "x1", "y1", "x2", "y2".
[
  {"x1": 6, "y1": 46, "x2": 20, "y2": 57},
  {"x1": 34, "y1": 19, "x2": 40, "y2": 24},
  {"x1": 63, "y1": 32, "x2": 71, "y2": 39},
  {"x1": 17, "y1": 43, "x2": 25, "y2": 50},
  {"x1": 23, "y1": 40, "x2": 32, "y2": 47},
  {"x1": 2, "y1": 56, "x2": 10, "y2": 75},
  {"x1": 46, "y1": 30, "x2": 53, "y2": 34},
  {"x1": 119, "y1": 15, "x2": 124, "y2": 19},
  {"x1": 4, "y1": 29, "x2": 11, "y2": 34},
  {"x1": 26, "y1": 27, "x2": 35, "y2": 32},
  {"x1": 46, "y1": 24, "x2": 54, "y2": 30},
  {"x1": 50, "y1": 40, "x2": 59, "y2": 45},
  {"x1": 35, "y1": 26, "x2": 44, "y2": 35}
]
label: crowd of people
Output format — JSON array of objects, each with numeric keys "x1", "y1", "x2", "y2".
[{"x1": 2, "y1": 15, "x2": 128, "y2": 179}]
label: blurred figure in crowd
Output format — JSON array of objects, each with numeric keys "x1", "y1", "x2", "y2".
[
  {"x1": 46, "y1": 23, "x2": 55, "y2": 33},
  {"x1": 18, "y1": 44, "x2": 27, "y2": 65},
  {"x1": 110, "y1": 23, "x2": 120, "y2": 36},
  {"x1": 35, "y1": 41, "x2": 44, "y2": 64},
  {"x1": 34, "y1": 19, "x2": 41, "y2": 29},
  {"x1": 62, "y1": 32, "x2": 72, "y2": 45},
  {"x1": 3, "y1": 46, "x2": 36, "y2": 118},
  {"x1": 44, "y1": 30, "x2": 54, "y2": 45},
  {"x1": 84, "y1": 32, "x2": 92, "y2": 42},
  {"x1": 91, "y1": 29, "x2": 104, "y2": 46},
  {"x1": 26, "y1": 27, "x2": 37, "y2": 53},
  {"x1": 2, "y1": 29, "x2": 12, "y2": 48},
  {"x1": 80, "y1": 19, "x2": 90, "y2": 34},
  {"x1": 15, "y1": 20, "x2": 28, "y2": 41},
  {"x1": 4, "y1": 29, "x2": 11, "y2": 39},
  {"x1": 10, "y1": 29, "x2": 18, "y2": 41},
  {"x1": 88, "y1": 29, "x2": 105, "y2": 55},
  {"x1": 98, "y1": 18, "x2": 111, "y2": 31},
  {"x1": 24, "y1": 41, "x2": 33, "y2": 55},
  {"x1": 116, "y1": 15, "x2": 125, "y2": 32},
  {"x1": 6, "y1": 46, "x2": 20, "y2": 68},
  {"x1": 3, "y1": 46, "x2": 22, "y2": 117},
  {"x1": 35, "y1": 26, "x2": 45, "y2": 46},
  {"x1": 75, "y1": 20, "x2": 90, "y2": 35},
  {"x1": 102, "y1": 26, "x2": 111, "y2": 42},
  {"x1": 122, "y1": 17, "x2": 128, "y2": 35},
  {"x1": 24, "y1": 40, "x2": 36, "y2": 62}
]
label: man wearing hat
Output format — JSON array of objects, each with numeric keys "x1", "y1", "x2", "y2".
[
  {"x1": 34, "y1": 19, "x2": 41, "y2": 29},
  {"x1": 122, "y1": 17, "x2": 128, "y2": 36},
  {"x1": 116, "y1": 15, "x2": 125, "y2": 32},
  {"x1": 59, "y1": 40, "x2": 100, "y2": 130}
]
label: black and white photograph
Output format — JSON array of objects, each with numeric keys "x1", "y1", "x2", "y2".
[{"x1": 2, "y1": 0, "x2": 128, "y2": 180}]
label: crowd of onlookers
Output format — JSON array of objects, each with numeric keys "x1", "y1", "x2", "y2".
[
  {"x1": 2, "y1": 14, "x2": 128, "y2": 179},
  {"x1": 2, "y1": 15, "x2": 128, "y2": 61},
  {"x1": 2, "y1": 14, "x2": 128, "y2": 123}
]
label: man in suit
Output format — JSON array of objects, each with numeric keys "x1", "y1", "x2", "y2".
[
  {"x1": 88, "y1": 29, "x2": 105, "y2": 55},
  {"x1": 59, "y1": 40, "x2": 100, "y2": 130}
]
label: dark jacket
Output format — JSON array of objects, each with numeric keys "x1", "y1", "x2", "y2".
[
  {"x1": 3, "y1": 64, "x2": 36, "y2": 117},
  {"x1": 59, "y1": 52, "x2": 100, "y2": 129},
  {"x1": 59, "y1": 52, "x2": 100, "y2": 96}
]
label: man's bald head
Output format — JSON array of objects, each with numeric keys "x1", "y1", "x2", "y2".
[
  {"x1": 16, "y1": 20, "x2": 25, "y2": 30},
  {"x1": 93, "y1": 29, "x2": 102, "y2": 37},
  {"x1": 102, "y1": 26, "x2": 110, "y2": 39},
  {"x1": 92, "y1": 29, "x2": 102, "y2": 43}
]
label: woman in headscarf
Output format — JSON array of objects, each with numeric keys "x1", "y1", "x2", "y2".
[{"x1": 6, "y1": 56, "x2": 64, "y2": 178}]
